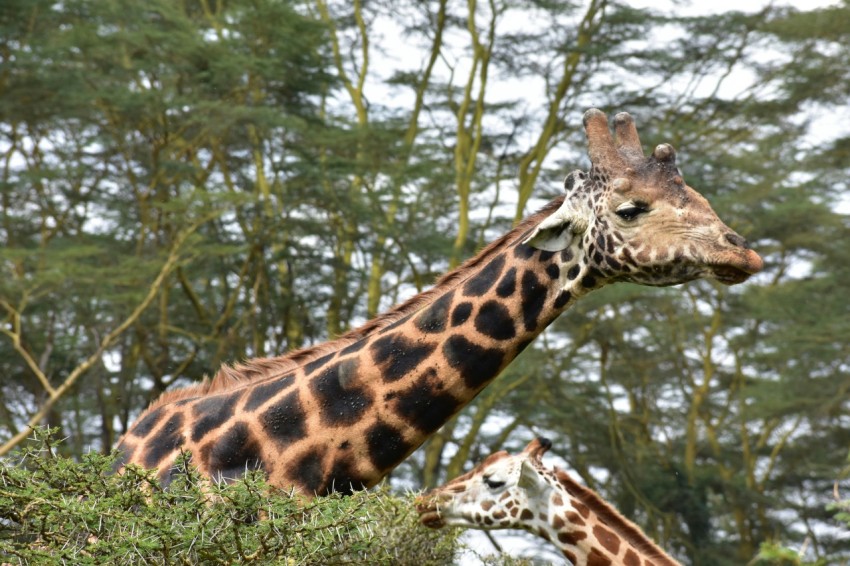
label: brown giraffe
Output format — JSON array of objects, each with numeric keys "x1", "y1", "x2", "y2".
[
  {"x1": 115, "y1": 109, "x2": 763, "y2": 495},
  {"x1": 417, "y1": 438, "x2": 681, "y2": 566}
]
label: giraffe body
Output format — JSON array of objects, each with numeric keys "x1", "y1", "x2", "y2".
[
  {"x1": 417, "y1": 438, "x2": 681, "y2": 566},
  {"x1": 116, "y1": 110, "x2": 762, "y2": 494}
]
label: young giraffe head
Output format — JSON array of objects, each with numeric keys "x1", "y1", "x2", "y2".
[
  {"x1": 417, "y1": 438, "x2": 680, "y2": 566},
  {"x1": 526, "y1": 109, "x2": 763, "y2": 288}
]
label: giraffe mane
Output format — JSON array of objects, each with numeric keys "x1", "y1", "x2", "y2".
[
  {"x1": 136, "y1": 196, "x2": 567, "y2": 414},
  {"x1": 552, "y1": 468, "x2": 677, "y2": 565}
]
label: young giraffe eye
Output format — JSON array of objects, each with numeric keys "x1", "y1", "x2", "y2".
[
  {"x1": 483, "y1": 476, "x2": 506, "y2": 489},
  {"x1": 615, "y1": 201, "x2": 649, "y2": 221}
]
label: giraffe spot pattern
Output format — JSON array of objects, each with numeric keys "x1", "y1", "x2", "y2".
[
  {"x1": 130, "y1": 406, "x2": 166, "y2": 438},
  {"x1": 520, "y1": 270, "x2": 546, "y2": 332},
  {"x1": 381, "y1": 312, "x2": 413, "y2": 333},
  {"x1": 582, "y1": 267, "x2": 602, "y2": 289},
  {"x1": 111, "y1": 441, "x2": 133, "y2": 473},
  {"x1": 340, "y1": 339, "x2": 367, "y2": 356},
  {"x1": 311, "y1": 360, "x2": 374, "y2": 427},
  {"x1": 474, "y1": 300, "x2": 516, "y2": 341},
  {"x1": 442, "y1": 335, "x2": 504, "y2": 389},
  {"x1": 415, "y1": 290, "x2": 454, "y2": 334},
  {"x1": 593, "y1": 524, "x2": 621, "y2": 555},
  {"x1": 190, "y1": 392, "x2": 241, "y2": 443},
  {"x1": 392, "y1": 374, "x2": 460, "y2": 434},
  {"x1": 370, "y1": 333, "x2": 436, "y2": 383},
  {"x1": 205, "y1": 421, "x2": 264, "y2": 482},
  {"x1": 292, "y1": 447, "x2": 325, "y2": 494},
  {"x1": 303, "y1": 351, "x2": 336, "y2": 376},
  {"x1": 323, "y1": 457, "x2": 364, "y2": 496},
  {"x1": 451, "y1": 302, "x2": 473, "y2": 326},
  {"x1": 513, "y1": 243, "x2": 537, "y2": 260},
  {"x1": 558, "y1": 530, "x2": 588, "y2": 545},
  {"x1": 243, "y1": 374, "x2": 295, "y2": 412},
  {"x1": 463, "y1": 254, "x2": 506, "y2": 297},
  {"x1": 366, "y1": 421, "x2": 412, "y2": 471},
  {"x1": 496, "y1": 267, "x2": 517, "y2": 298},
  {"x1": 143, "y1": 413, "x2": 185, "y2": 469},
  {"x1": 587, "y1": 548, "x2": 613, "y2": 566},
  {"x1": 554, "y1": 291, "x2": 571, "y2": 311},
  {"x1": 623, "y1": 549, "x2": 641, "y2": 566},
  {"x1": 259, "y1": 390, "x2": 307, "y2": 449}
]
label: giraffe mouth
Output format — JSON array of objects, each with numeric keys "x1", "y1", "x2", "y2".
[
  {"x1": 710, "y1": 265, "x2": 752, "y2": 285},
  {"x1": 415, "y1": 496, "x2": 446, "y2": 528},
  {"x1": 418, "y1": 509, "x2": 446, "y2": 529},
  {"x1": 709, "y1": 248, "x2": 764, "y2": 285}
]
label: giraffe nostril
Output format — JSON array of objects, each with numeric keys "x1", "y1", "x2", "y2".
[{"x1": 724, "y1": 233, "x2": 750, "y2": 249}]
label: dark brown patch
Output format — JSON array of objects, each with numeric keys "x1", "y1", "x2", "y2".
[
  {"x1": 594, "y1": 524, "x2": 621, "y2": 555},
  {"x1": 587, "y1": 547, "x2": 612, "y2": 566},
  {"x1": 130, "y1": 407, "x2": 166, "y2": 438},
  {"x1": 451, "y1": 302, "x2": 473, "y2": 326},
  {"x1": 392, "y1": 373, "x2": 461, "y2": 434},
  {"x1": 143, "y1": 413, "x2": 185, "y2": 469},
  {"x1": 415, "y1": 291, "x2": 454, "y2": 334},
  {"x1": 474, "y1": 300, "x2": 516, "y2": 340},
  {"x1": 259, "y1": 390, "x2": 307, "y2": 449},
  {"x1": 366, "y1": 421, "x2": 412, "y2": 471},
  {"x1": 442, "y1": 335, "x2": 504, "y2": 389},
  {"x1": 370, "y1": 333, "x2": 436, "y2": 383},
  {"x1": 243, "y1": 374, "x2": 295, "y2": 412},
  {"x1": 496, "y1": 267, "x2": 517, "y2": 297},
  {"x1": 623, "y1": 548, "x2": 641, "y2": 566},
  {"x1": 311, "y1": 359, "x2": 373, "y2": 427},
  {"x1": 520, "y1": 270, "x2": 547, "y2": 331},
  {"x1": 463, "y1": 254, "x2": 506, "y2": 297},
  {"x1": 190, "y1": 392, "x2": 241, "y2": 443},
  {"x1": 206, "y1": 421, "x2": 264, "y2": 482}
]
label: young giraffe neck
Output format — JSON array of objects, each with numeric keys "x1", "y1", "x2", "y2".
[
  {"x1": 117, "y1": 197, "x2": 603, "y2": 494},
  {"x1": 536, "y1": 470, "x2": 680, "y2": 566}
]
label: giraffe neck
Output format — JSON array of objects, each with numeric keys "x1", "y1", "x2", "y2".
[
  {"x1": 538, "y1": 470, "x2": 680, "y2": 566},
  {"x1": 119, "y1": 197, "x2": 607, "y2": 494}
]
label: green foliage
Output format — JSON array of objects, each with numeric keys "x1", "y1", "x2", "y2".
[{"x1": 0, "y1": 429, "x2": 460, "y2": 565}]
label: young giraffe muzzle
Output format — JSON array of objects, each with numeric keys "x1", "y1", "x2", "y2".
[{"x1": 417, "y1": 438, "x2": 681, "y2": 566}]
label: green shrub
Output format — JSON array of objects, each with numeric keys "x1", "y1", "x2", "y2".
[{"x1": 0, "y1": 428, "x2": 460, "y2": 565}]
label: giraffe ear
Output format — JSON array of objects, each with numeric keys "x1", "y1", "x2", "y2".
[
  {"x1": 518, "y1": 460, "x2": 548, "y2": 495},
  {"x1": 523, "y1": 171, "x2": 592, "y2": 252}
]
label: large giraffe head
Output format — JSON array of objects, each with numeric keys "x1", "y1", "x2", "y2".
[
  {"x1": 416, "y1": 438, "x2": 555, "y2": 532},
  {"x1": 524, "y1": 109, "x2": 763, "y2": 287}
]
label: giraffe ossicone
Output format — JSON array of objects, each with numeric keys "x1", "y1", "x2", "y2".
[
  {"x1": 116, "y1": 110, "x2": 763, "y2": 495},
  {"x1": 417, "y1": 438, "x2": 682, "y2": 566}
]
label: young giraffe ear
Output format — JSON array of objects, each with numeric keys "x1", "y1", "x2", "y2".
[
  {"x1": 517, "y1": 460, "x2": 549, "y2": 497},
  {"x1": 522, "y1": 171, "x2": 592, "y2": 252}
]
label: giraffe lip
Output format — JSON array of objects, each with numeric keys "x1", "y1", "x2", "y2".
[
  {"x1": 711, "y1": 265, "x2": 752, "y2": 285},
  {"x1": 418, "y1": 510, "x2": 446, "y2": 529}
]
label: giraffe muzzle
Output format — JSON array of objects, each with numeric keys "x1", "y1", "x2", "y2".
[{"x1": 415, "y1": 494, "x2": 447, "y2": 528}]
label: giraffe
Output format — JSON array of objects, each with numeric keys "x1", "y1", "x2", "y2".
[
  {"x1": 417, "y1": 438, "x2": 681, "y2": 566},
  {"x1": 115, "y1": 109, "x2": 763, "y2": 495}
]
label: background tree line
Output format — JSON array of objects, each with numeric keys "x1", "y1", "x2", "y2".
[{"x1": 1, "y1": 0, "x2": 849, "y2": 563}]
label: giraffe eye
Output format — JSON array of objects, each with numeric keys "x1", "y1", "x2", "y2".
[
  {"x1": 483, "y1": 476, "x2": 506, "y2": 489},
  {"x1": 615, "y1": 201, "x2": 649, "y2": 221}
]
